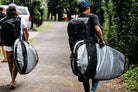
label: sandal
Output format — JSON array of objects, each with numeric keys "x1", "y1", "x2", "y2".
[
  {"x1": 1, "y1": 60, "x2": 8, "y2": 62},
  {"x1": 10, "y1": 85, "x2": 16, "y2": 90}
]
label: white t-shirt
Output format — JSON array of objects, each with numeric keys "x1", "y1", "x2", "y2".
[
  {"x1": 4, "y1": 18, "x2": 28, "y2": 51},
  {"x1": 20, "y1": 18, "x2": 27, "y2": 35}
]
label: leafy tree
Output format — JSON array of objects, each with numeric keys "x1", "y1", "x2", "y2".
[
  {"x1": 47, "y1": 0, "x2": 63, "y2": 20},
  {"x1": 47, "y1": 0, "x2": 77, "y2": 20},
  {"x1": 28, "y1": 0, "x2": 44, "y2": 27},
  {"x1": 61, "y1": 0, "x2": 78, "y2": 20},
  {"x1": 88, "y1": 0, "x2": 104, "y2": 26},
  {"x1": 0, "y1": 0, "x2": 31, "y2": 6}
]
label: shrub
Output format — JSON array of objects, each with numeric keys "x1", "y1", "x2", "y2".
[{"x1": 122, "y1": 65, "x2": 138, "y2": 91}]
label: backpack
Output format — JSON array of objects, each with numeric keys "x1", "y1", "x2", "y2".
[
  {"x1": 71, "y1": 40, "x2": 128, "y2": 80},
  {"x1": 67, "y1": 17, "x2": 91, "y2": 51},
  {"x1": 0, "y1": 13, "x2": 6, "y2": 20},
  {"x1": 1, "y1": 17, "x2": 21, "y2": 46}
]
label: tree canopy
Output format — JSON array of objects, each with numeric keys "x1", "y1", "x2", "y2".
[{"x1": 47, "y1": 0, "x2": 77, "y2": 20}]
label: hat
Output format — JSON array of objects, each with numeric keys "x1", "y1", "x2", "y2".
[
  {"x1": 8, "y1": 3, "x2": 17, "y2": 11},
  {"x1": 78, "y1": 0, "x2": 91, "y2": 7}
]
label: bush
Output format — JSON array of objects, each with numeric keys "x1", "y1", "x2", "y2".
[
  {"x1": 122, "y1": 65, "x2": 138, "y2": 91},
  {"x1": 28, "y1": 0, "x2": 44, "y2": 27},
  {"x1": 43, "y1": 7, "x2": 48, "y2": 21}
]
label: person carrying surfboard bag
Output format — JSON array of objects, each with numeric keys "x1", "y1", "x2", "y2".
[
  {"x1": 68, "y1": 0, "x2": 105, "y2": 92},
  {"x1": 68, "y1": 0, "x2": 128, "y2": 92},
  {"x1": 0, "y1": 3, "x2": 29, "y2": 89}
]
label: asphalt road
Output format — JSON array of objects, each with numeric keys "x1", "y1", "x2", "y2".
[{"x1": 0, "y1": 22, "x2": 130, "y2": 92}]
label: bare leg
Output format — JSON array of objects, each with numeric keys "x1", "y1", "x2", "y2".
[
  {"x1": 6, "y1": 51, "x2": 17, "y2": 89},
  {"x1": 6, "y1": 51, "x2": 13, "y2": 79},
  {"x1": 11, "y1": 59, "x2": 18, "y2": 85},
  {"x1": 2, "y1": 46, "x2": 7, "y2": 62}
]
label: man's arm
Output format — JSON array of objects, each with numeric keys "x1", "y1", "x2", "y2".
[
  {"x1": 94, "y1": 25, "x2": 105, "y2": 48},
  {"x1": 0, "y1": 31, "x2": 1, "y2": 43},
  {"x1": 23, "y1": 28, "x2": 29, "y2": 44}
]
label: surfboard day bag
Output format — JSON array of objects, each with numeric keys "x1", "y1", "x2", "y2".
[
  {"x1": 68, "y1": 16, "x2": 129, "y2": 80},
  {"x1": 71, "y1": 40, "x2": 128, "y2": 80},
  {"x1": 14, "y1": 22, "x2": 38, "y2": 75},
  {"x1": 14, "y1": 39, "x2": 38, "y2": 74}
]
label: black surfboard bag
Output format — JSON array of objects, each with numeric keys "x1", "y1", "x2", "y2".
[{"x1": 71, "y1": 40, "x2": 129, "y2": 80}]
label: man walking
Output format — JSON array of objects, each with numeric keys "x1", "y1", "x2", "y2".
[{"x1": 77, "y1": 1, "x2": 105, "y2": 92}]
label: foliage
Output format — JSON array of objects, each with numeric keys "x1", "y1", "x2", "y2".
[
  {"x1": 47, "y1": 0, "x2": 62, "y2": 20},
  {"x1": 88, "y1": 0, "x2": 104, "y2": 26},
  {"x1": 122, "y1": 65, "x2": 138, "y2": 91},
  {"x1": 0, "y1": 0, "x2": 31, "y2": 6},
  {"x1": 47, "y1": 0, "x2": 77, "y2": 20},
  {"x1": 62, "y1": 0, "x2": 78, "y2": 20},
  {"x1": 102, "y1": 0, "x2": 138, "y2": 64},
  {"x1": 27, "y1": 0, "x2": 44, "y2": 27},
  {"x1": 43, "y1": 7, "x2": 48, "y2": 21}
]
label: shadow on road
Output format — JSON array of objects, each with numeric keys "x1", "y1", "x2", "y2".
[
  {"x1": 0, "y1": 84, "x2": 10, "y2": 92},
  {"x1": 0, "y1": 84, "x2": 22, "y2": 92}
]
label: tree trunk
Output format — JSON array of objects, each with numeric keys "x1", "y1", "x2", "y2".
[{"x1": 65, "y1": 8, "x2": 71, "y2": 20}]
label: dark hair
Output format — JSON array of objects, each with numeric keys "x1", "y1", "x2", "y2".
[
  {"x1": 78, "y1": 5, "x2": 90, "y2": 14},
  {"x1": 6, "y1": 8, "x2": 17, "y2": 16},
  {"x1": 0, "y1": 7, "x2": 4, "y2": 11}
]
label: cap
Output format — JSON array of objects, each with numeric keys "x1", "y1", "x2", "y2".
[
  {"x1": 78, "y1": 0, "x2": 91, "y2": 7},
  {"x1": 8, "y1": 3, "x2": 17, "y2": 11}
]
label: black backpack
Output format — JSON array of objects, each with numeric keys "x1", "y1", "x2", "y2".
[
  {"x1": 0, "y1": 13, "x2": 6, "y2": 20},
  {"x1": 1, "y1": 17, "x2": 21, "y2": 46},
  {"x1": 67, "y1": 17, "x2": 91, "y2": 51}
]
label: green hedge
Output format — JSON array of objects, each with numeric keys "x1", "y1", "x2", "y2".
[{"x1": 122, "y1": 65, "x2": 138, "y2": 91}]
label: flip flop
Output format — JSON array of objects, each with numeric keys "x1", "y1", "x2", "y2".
[
  {"x1": 10, "y1": 85, "x2": 16, "y2": 90},
  {"x1": 1, "y1": 60, "x2": 8, "y2": 62}
]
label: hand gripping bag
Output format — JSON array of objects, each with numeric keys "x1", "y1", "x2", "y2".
[
  {"x1": 14, "y1": 39, "x2": 38, "y2": 74},
  {"x1": 71, "y1": 40, "x2": 129, "y2": 80}
]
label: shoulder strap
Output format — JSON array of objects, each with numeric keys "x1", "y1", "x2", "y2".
[{"x1": 84, "y1": 14, "x2": 98, "y2": 43}]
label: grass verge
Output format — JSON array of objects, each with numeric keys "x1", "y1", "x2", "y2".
[
  {"x1": 122, "y1": 64, "x2": 138, "y2": 91},
  {"x1": 33, "y1": 22, "x2": 51, "y2": 32}
]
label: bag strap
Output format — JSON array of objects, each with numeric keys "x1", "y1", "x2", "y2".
[
  {"x1": 19, "y1": 18, "x2": 23, "y2": 40},
  {"x1": 84, "y1": 14, "x2": 98, "y2": 43}
]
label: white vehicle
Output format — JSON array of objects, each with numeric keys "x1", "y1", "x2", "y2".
[{"x1": 0, "y1": 5, "x2": 31, "y2": 29}]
